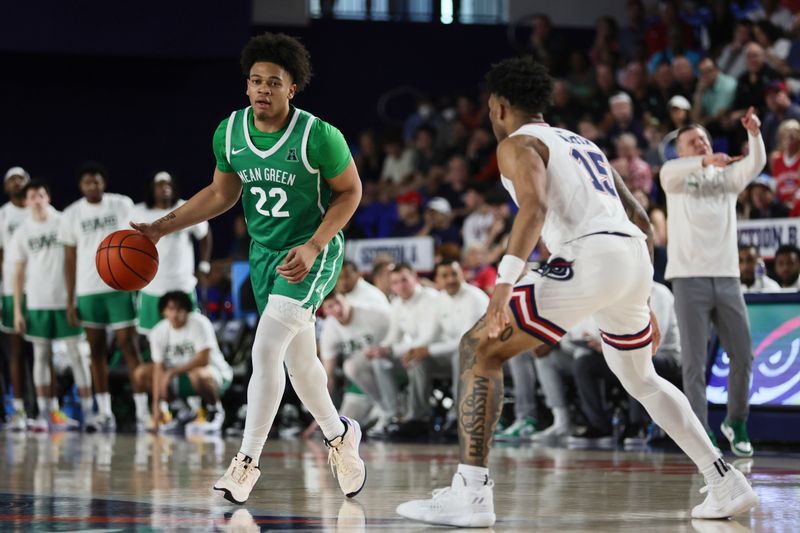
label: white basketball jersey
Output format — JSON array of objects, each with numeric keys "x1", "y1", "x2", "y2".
[{"x1": 501, "y1": 123, "x2": 643, "y2": 248}]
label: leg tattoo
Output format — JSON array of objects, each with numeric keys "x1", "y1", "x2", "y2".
[{"x1": 458, "y1": 321, "x2": 505, "y2": 467}]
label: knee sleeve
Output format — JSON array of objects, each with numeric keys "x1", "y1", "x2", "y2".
[
  {"x1": 264, "y1": 296, "x2": 314, "y2": 335},
  {"x1": 32, "y1": 341, "x2": 53, "y2": 387},
  {"x1": 63, "y1": 338, "x2": 91, "y2": 389}
]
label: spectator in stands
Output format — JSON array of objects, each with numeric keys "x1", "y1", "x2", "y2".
[
  {"x1": 590, "y1": 16, "x2": 620, "y2": 67},
  {"x1": 407, "y1": 261, "x2": 489, "y2": 435},
  {"x1": 437, "y1": 155, "x2": 470, "y2": 215},
  {"x1": 732, "y1": 43, "x2": 782, "y2": 117},
  {"x1": 739, "y1": 245, "x2": 781, "y2": 292},
  {"x1": 461, "y1": 186, "x2": 493, "y2": 249},
  {"x1": 748, "y1": 174, "x2": 790, "y2": 219},
  {"x1": 692, "y1": 57, "x2": 738, "y2": 129},
  {"x1": 353, "y1": 181, "x2": 397, "y2": 238},
  {"x1": 381, "y1": 135, "x2": 415, "y2": 184},
  {"x1": 336, "y1": 260, "x2": 390, "y2": 309},
  {"x1": 403, "y1": 97, "x2": 441, "y2": 143},
  {"x1": 528, "y1": 338, "x2": 579, "y2": 442},
  {"x1": 353, "y1": 130, "x2": 383, "y2": 183},
  {"x1": 770, "y1": 119, "x2": 800, "y2": 204},
  {"x1": 749, "y1": 0, "x2": 794, "y2": 33},
  {"x1": 671, "y1": 55, "x2": 698, "y2": 98},
  {"x1": 565, "y1": 50, "x2": 594, "y2": 101},
  {"x1": 465, "y1": 127, "x2": 498, "y2": 182},
  {"x1": 619, "y1": 0, "x2": 646, "y2": 61},
  {"x1": 717, "y1": 19, "x2": 753, "y2": 80},
  {"x1": 369, "y1": 259, "x2": 395, "y2": 300},
  {"x1": 391, "y1": 191, "x2": 424, "y2": 237},
  {"x1": 605, "y1": 92, "x2": 646, "y2": 157},
  {"x1": 528, "y1": 13, "x2": 566, "y2": 75},
  {"x1": 661, "y1": 111, "x2": 766, "y2": 456},
  {"x1": 412, "y1": 124, "x2": 442, "y2": 175},
  {"x1": 455, "y1": 94, "x2": 483, "y2": 131},
  {"x1": 365, "y1": 264, "x2": 440, "y2": 437},
  {"x1": 620, "y1": 61, "x2": 649, "y2": 118},
  {"x1": 495, "y1": 351, "x2": 540, "y2": 442},
  {"x1": 644, "y1": 60, "x2": 675, "y2": 122},
  {"x1": 773, "y1": 245, "x2": 800, "y2": 289},
  {"x1": 704, "y1": 0, "x2": 735, "y2": 55},
  {"x1": 632, "y1": 189, "x2": 667, "y2": 248},
  {"x1": 754, "y1": 20, "x2": 792, "y2": 76},
  {"x1": 762, "y1": 83, "x2": 800, "y2": 153},
  {"x1": 611, "y1": 133, "x2": 653, "y2": 194},
  {"x1": 589, "y1": 64, "x2": 620, "y2": 124},
  {"x1": 549, "y1": 80, "x2": 582, "y2": 130},
  {"x1": 577, "y1": 116, "x2": 611, "y2": 154},
  {"x1": 484, "y1": 191, "x2": 513, "y2": 265},
  {"x1": 644, "y1": 1, "x2": 695, "y2": 57},
  {"x1": 320, "y1": 291, "x2": 394, "y2": 431},
  {"x1": 418, "y1": 197, "x2": 460, "y2": 246},
  {"x1": 461, "y1": 244, "x2": 496, "y2": 295},
  {"x1": 666, "y1": 95, "x2": 693, "y2": 131}
]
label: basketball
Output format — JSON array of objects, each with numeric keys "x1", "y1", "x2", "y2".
[{"x1": 95, "y1": 229, "x2": 159, "y2": 291}]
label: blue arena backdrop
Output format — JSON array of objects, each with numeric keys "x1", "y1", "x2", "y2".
[
  {"x1": 707, "y1": 292, "x2": 800, "y2": 408},
  {"x1": 231, "y1": 261, "x2": 259, "y2": 328}
]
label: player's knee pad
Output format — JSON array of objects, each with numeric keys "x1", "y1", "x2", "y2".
[
  {"x1": 263, "y1": 295, "x2": 314, "y2": 335},
  {"x1": 32, "y1": 341, "x2": 52, "y2": 387}
]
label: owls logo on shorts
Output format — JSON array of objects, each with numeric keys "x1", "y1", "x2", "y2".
[{"x1": 536, "y1": 257, "x2": 574, "y2": 281}]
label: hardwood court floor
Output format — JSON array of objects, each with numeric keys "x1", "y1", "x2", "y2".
[{"x1": 0, "y1": 432, "x2": 796, "y2": 531}]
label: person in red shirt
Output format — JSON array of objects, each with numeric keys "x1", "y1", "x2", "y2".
[{"x1": 769, "y1": 118, "x2": 800, "y2": 205}]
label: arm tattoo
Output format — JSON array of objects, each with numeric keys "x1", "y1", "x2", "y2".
[{"x1": 154, "y1": 212, "x2": 176, "y2": 226}]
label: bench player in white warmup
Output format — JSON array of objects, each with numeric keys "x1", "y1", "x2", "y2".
[{"x1": 396, "y1": 57, "x2": 758, "y2": 527}]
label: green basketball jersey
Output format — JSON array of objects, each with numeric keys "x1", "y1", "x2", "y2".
[{"x1": 212, "y1": 106, "x2": 351, "y2": 250}]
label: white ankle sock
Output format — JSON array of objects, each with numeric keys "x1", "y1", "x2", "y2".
[
  {"x1": 701, "y1": 458, "x2": 730, "y2": 486},
  {"x1": 80, "y1": 397, "x2": 94, "y2": 416},
  {"x1": 12, "y1": 398, "x2": 24, "y2": 412},
  {"x1": 37, "y1": 397, "x2": 49, "y2": 416},
  {"x1": 50, "y1": 397, "x2": 59, "y2": 410},
  {"x1": 457, "y1": 464, "x2": 489, "y2": 489},
  {"x1": 133, "y1": 393, "x2": 149, "y2": 419},
  {"x1": 552, "y1": 406, "x2": 570, "y2": 427},
  {"x1": 96, "y1": 393, "x2": 112, "y2": 416}
]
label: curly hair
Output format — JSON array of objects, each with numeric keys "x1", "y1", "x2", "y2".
[
  {"x1": 241, "y1": 32, "x2": 312, "y2": 91},
  {"x1": 485, "y1": 56, "x2": 553, "y2": 115}
]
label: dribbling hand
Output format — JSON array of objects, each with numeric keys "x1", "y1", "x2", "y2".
[{"x1": 129, "y1": 221, "x2": 162, "y2": 245}]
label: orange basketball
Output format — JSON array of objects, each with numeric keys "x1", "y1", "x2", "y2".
[{"x1": 96, "y1": 230, "x2": 159, "y2": 291}]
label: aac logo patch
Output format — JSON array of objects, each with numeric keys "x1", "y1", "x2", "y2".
[{"x1": 286, "y1": 148, "x2": 298, "y2": 162}]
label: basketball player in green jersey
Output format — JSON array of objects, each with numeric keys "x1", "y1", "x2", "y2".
[{"x1": 132, "y1": 32, "x2": 366, "y2": 504}]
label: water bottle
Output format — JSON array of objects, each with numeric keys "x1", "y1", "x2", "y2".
[{"x1": 755, "y1": 258, "x2": 766, "y2": 291}]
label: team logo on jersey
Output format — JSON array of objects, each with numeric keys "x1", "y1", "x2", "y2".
[
  {"x1": 286, "y1": 148, "x2": 298, "y2": 162},
  {"x1": 536, "y1": 257, "x2": 574, "y2": 281}
]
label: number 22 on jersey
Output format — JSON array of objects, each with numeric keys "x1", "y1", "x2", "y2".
[
  {"x1": 251, "y1": 186, "x2": 290, "y2": 217},
  {"x1": 570, "y1": 148, "x2": 617, "y2": 197}
]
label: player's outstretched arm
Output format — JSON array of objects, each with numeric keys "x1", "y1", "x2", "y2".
[
  {"x1": 611, "y1": 167, "x2": 654, "y2": 264},
  {"x1": 485, "y1": 136, "x2": 548, "y2": 339},
  {"x1": 132, "y1": 169, "x2": 242, "y2": 244}
]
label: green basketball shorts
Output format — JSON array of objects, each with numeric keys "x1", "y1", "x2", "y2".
[
  {"x1": 0, "y1": 295, "x2": 24, "y2": 334},
  {"x1": 175, "y1": 368, "x2": 232, "y2": 398},
  {"x1": 249, "y1": 233, "x2": 344, "y2": 313},
  {"x1": 77, "y1": 291, "x2": 137, "y2": 330},
  {"x1": 25, "y1": 309, "x2": 83, "y2": 341}
]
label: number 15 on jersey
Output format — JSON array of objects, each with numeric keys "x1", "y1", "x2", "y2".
[{"x1": 570, "y1": 148, "x2": 617, "y2": 197}]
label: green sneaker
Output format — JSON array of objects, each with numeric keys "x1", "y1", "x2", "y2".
[
  {"x1": 495, "y1": 417, "x2": 539, "y2": 442},
  {"x1": 721, "y1": 419, "x2": 754, "y2": 457}
]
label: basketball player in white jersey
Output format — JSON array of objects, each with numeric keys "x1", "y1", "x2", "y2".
[
  {"x1": 12, "y1": 181, "x2": 89, "y2": 430},
  {"x1": 397, "y1": 57, "x2": 758, "y2": 527},
  {"x1": 0, "y1": 166, "x2": 30, "y2": 431}
]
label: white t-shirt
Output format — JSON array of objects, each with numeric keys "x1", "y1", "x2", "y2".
[
  {"x1": 462, "y1": 210, "x2": 494, "y2": 249},
  {"x1": 59, "y1": 194, "x2": 134, "y2": 296},
  {"x1": 0, "y1": 202, "x2": 29, "y2": 296},
  {"x1": 428, "y1": 283, "x2": 489, "y2": 357},
  {"x1": 130, "y1": 201, "x2": 209, "y2": 295},
  {"x1": 380, "y1": 285, "x2": 441, "y2": 356},
  {"x1": 12, "y1": 210, "x2": 68, "y2": 309},
  {"x1": 741, "y1": 276, "x2": 782, "y2": 293},
  {"x1": 503, "y1": 124, "x2": 643, "y2": 249},
  {"x1": 320, "y1": 304, "x2": 391, "y2": 362},
  {"x1": 148, "y1": 312, "x2": 232, "y2": 380},
  {"x1": 661, "y1": 133, "x2": 767, "y2": 279},
  {"x1": 345, "y1": 278, "x2": 390, "y2": 310}
]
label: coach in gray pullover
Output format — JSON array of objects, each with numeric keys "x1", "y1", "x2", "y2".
[{"x1": 660, "y1": 107, "x2": 765, "y2": 457}]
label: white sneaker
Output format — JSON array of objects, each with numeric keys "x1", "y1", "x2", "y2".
[
  {"x1": 532, "y1": 422, "x2": 572, "y2": 442},
  {"x1": 29, "y1": 416, "x2": 49, "y2": 433},
  {"x1": 325, "y1": 416, "x2": 367, "y2": 498},
  {"x1": 136, "y1": 415, "x2": 153, "y2": 433},
  {"x1": 86, "y1": 413, "x2": 116, "y2": 433},
  {"x1": 396, "y1": 473, "x2": 496, "y2": 527},
  {"x1": 213, "y1": 452, "x2": 261, "y2": 504},
  {"x1": 692, "y1": 465, "x2": 759, "y2": 519},
  {"x1": 6, "y1": 409, "x2": 28, "y2": 432}
]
